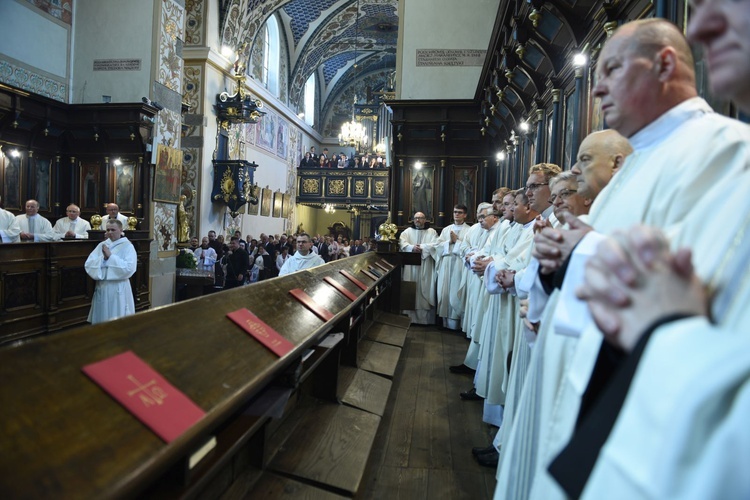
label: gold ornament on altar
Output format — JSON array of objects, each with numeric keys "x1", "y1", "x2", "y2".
[
  {"x1": 90, "y1": 214, "x2": 102, "y2": 230},
  {"x1": 127, "y1": 216, "x2": 138, "y2": 231},
  {"x1": 378, "y1": 219, "x2": 398, "y2": 242}
]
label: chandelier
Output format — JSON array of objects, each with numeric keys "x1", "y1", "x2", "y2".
[
  {"x1": 324, "y1": 203, "x2": 336, "y2": 214},
  {"x1": 339, "y1": 118, "x2": 368, "y2": 150}
]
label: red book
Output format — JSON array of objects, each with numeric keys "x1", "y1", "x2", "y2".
[
  {"x1": 82, "y1": 351, "x2": 205, "y2": 443},
  {"x1": 289, "y1": 288, "x2": 335, "y2": 321},
  {"x1": 374, "y1": 262, "x2": 389, "y2": 272},
  {"x1": 324, "y1": 276, "x2": 359, "y2": 301},
  {"x1": 360, "y1": 269, "x2": 378, "y2": 281},
  {"x1": 227, "y1": 308, "x2": 295, "y2": 357},
  {"x1": 340, "y1": 270, "x2": 368, "y2": 290}
]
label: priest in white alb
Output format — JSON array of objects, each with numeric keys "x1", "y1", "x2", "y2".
[
  {"x1": 398, "y1": 212, "x2": 438, "y2": 324},
  {"x1": 0, "y1": 195, "x2": 21, "y2": 243},
  {"x1": 278, "y1": 233, "x2": 324, "y2": 276},
  {"x1": 85, "y1": 219, "x2": 137, "y2": 324},
  {"x1": 53, "y1": 204, "x2": 91, "y2": 239},
  {"x1": 15, "y1": 199, "x2": 59, "y2": 242},
  {"x1": 431, "y1": 204, "x2": 470, "y2": 330}
]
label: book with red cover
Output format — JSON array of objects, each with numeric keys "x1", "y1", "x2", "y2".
[
  {"x1": 227, "y1": 308, "x2": 295, "y2": 357},
  {"x1": 340, "y1": 270, "x2": 368, "y2": 290},
  {"x1": 360, "y1": 269, "x2": 378, "y2": 281},
  {"x1": 323, "y1": 276, "x2": 358, "y2": 301},
  {"x1": 82, "y1": 351, "x2": 205, "y2": 443},
  {"x1": 289, "y1": 288, "x2": 335, "y2": 321}
]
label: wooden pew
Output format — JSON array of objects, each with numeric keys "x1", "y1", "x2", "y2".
[{"x1": 0, "y1": 252, "x2": 405, "y2": 498}]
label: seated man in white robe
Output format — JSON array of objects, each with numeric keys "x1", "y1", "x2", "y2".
[
  {"x1": 53, "y1": 204, "x2": 91, "y2": 239},
  {"x1": 399, "y1": 212, "x2": 439, "y2": 325},
  {"x1": 85, "y1": 219, "x2": 137, "y2": 324},
  {"x1": 0, "y1": 195, "x2": 21, "y2": 243},
  {"x1": 103, "y1": 203, "x2": 129, "y2": 227},
  {"x1": 15, "y1": 199, "x2": 59, "y2": 242},
  {"x1": 278, "y1": 233, "x2": 324, "y2": 276}
]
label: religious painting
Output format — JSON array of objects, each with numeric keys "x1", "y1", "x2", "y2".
[
  {"x1": 272, "y1": 190, "x2": 282, "y2": 218},
  {"x1": 2, "y1": 153, "x2": 23, "y2": 211},
  {"x1": 546, "y1": 111, "x2": 554, "y2": 164},
  {"x1": 79, "y1": 161, "x2": 100, "y2": 211},
  {"x1": 453, "y1": 167, "x2": 477, "y2": 221},
  {"x1": 276, "y1": 118, "x2": 288, "y2": 160},
  {"x1": 32, "y1": 156, "x2": 52, "y2": 211},
  {"x1": 256, "y1": 112, "x2": 276, "y2": 153},
  {"x1": 260, "y1": 187, "x2": 272, "y2": 217},
  {"x1": 246, "y1": 183, "x2": 260, "y2": 215},
  {"x1": 153, "y1": 144, "x2": 182, "y2": 203},
  {"x1": 113, "y1": 159, "x2": 136, "y2": 213},
  {"x1": 588, "y1": 70, "x2": 604, "y2": 132},
  {"x1": 410, "y1": 165, "x2": 434, "y2": 221},
  {"x1": 563, "y1": 91, "x2": 576, "y2": 170},
  {"x1": 282, "y1": 192, "x2": 291, "y2": 219}
]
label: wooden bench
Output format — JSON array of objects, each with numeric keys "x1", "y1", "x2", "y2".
[{"x1": 0, "y1": 252, "x2": 413, "y2": 498}]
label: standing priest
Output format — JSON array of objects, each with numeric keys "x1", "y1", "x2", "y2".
[
  {"x1": 85, "y1": 220, "x2": 137, "y2": 324},
  {"x1": 399, "y1": 211, "x2": 439, "y2": 325},
  {"x1": 279, "y1": 233, "x2": 324, "y2": 276}
]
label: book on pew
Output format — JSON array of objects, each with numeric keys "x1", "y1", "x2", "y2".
[
  {"x1": 368, "y1": 267, "x2": 382, "y2": 278},
  {"x1": 82, "y1": 351, "x2": 206, "y2": 443},
  {"x1": 227, "y1": 308, "x2": 295, "y2": 357}
]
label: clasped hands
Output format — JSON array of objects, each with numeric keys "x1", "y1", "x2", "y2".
[
  {"x1": 532, "y1": 212, "x2": 593, "y2": 274},
  {"x1": 576, "y1": 225, "x2": 709, "y2": 352}
]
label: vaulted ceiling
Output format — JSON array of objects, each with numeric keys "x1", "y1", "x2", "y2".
[{"x1": 219, "y1": 0, "x2": 398, "y2": 135}]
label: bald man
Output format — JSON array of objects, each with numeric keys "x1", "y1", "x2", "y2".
[
  {"x1": 398, "y1": 212, "x2": 439, "y2": 324},
  {"x1": 15, "y1": 199, "x2": 58, "y2": 242},
  {"x1": 103, "y1": 203, "x2": 129, "y2": 227},
  {"x1": 545, "y1": 5, "x2": 750, "y2": 499},
  {"x1": 54, "y1": 204, "x2": 92, "y2": 239},
  {"x1": 502, "y1": 19, "x2": 750, "y2": 500}
]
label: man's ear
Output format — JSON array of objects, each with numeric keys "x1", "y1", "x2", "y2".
[
  {"x1": 655, "y1": 46, "x2": 677, "y2": 82},
  {"x1": 611, "y1": 153, "x2": 627, "y2": 175}
]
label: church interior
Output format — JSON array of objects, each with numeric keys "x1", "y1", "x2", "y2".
[{"x1": 1, "y1": 0, "x2": 749, "y2": 498}]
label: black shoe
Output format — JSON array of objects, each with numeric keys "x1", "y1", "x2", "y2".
[
  {"x1": 472, "y1": 445, "x2": 496, "y2": 457},
  {"x1": 449, "y1": 364, "x2": 476, "y2": 374},
  {"x1": 476, "y1": 449, "x2": 499, "y2": 467},
  {"x1": 460, "y1": 388, "x2": 483, "y2": 401}
]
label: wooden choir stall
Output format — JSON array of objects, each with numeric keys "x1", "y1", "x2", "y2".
[{"x1": 0, "y1": 252, "x2": 412, "y2": 499}]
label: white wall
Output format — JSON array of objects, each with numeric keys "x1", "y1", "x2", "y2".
[
  {"x1": 397, "y1": 0, "x2": 500, "y2": 100},
  {"x1": 71, "y1": 0, "x2": 155, "y2": 103}
]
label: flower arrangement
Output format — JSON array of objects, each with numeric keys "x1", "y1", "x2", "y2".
[{"x1": 176, "y1": 248, "x2": 198, "y2": 269}]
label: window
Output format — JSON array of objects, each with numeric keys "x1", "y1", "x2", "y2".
[
  {"x1": 262, "y1": 15, "x2": 280, "y2": 96},
  {"x1": 303, "y1": 73, "x2": 315, "y2": 127}
]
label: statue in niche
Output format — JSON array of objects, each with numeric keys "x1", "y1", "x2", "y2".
[
  {"x1": 411, "y1": 169, "x2": 432, "y2": 220},
  {"x1": 455, "y1": 170, "x2": 474, "y2": 209},
  {"x1": 177, "y1": 195, "x2": 190, "y2": 243}
]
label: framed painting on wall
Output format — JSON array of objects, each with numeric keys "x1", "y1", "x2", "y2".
[
  {"x1": 32, "y1": 156, "x2": 52, "y2": 211},
  {"x1": 272, "y1": 191, "x2": 282, "y2": 218},
  {"x1": 246, "y1": 184, "x2": 260, "y2": 215},
  {"x1": 153, "y1": 144, "x2": 182, "y2": 204},
  {"x1": 113, "y1": 159, "x2": 137, "y2": 213},
  {"x1": 563, "y1": 91, "x2": 576, "y2": 170},
  {"x1": 282, "y1": 192, "x2": 291, "y2": 219},
  {"x1": 453, "y1": 167, "x2": 477, "y2": 222},
  {"x1": 409, "y1": 164, "x2": 435, "y2": 222},
  {"x1": 2, "y1": 153, "x2": 23, "y2": 211},
  {"x1": 260, "y1": 187, "x2": 272, "y2": 217},
  {"x1": 80, "y1": 161, "x2": 100, "y2": 211}
]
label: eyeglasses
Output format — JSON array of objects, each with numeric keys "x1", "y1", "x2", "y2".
[
  {"x1": 414, "y1": 216, "x2": 426, "y2": 220},
  {"x1": 548, "y1": 189, "x2": 578, "y2": 204},
  {"x1": 526, "y1": 182, "x2": 549, "y2": 191}
]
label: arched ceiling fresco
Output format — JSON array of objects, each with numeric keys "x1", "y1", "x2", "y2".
[{"x1": 220, "y1": 0, "x2": 397, "y2": 135}]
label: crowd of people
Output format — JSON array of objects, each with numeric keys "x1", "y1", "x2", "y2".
[
  {"x1": 396, "y1": 12, "x2": 750, "y2": 500},
  {"x1": 187, "y1": 229, "x2": 375, "y2": 288},
  {"x1": 299, "y1": 146, "x2": 387, "y2": 169}
]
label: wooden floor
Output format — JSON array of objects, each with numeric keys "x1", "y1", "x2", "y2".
[{"x1": 357, "y1": 325, "x2": 497, "y2": 499}]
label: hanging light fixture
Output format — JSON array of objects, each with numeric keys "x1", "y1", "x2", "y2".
[
  {"x1": 338, "y1": 0, "x2": 369, "y2": 152},
  {"x1": 324, "y1": 203, "x2": 336, "y2": 214}
]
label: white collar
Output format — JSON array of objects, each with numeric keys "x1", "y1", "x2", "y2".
[{"x1": 629, "y1": 97, "x2": 713, "y2": 150}]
